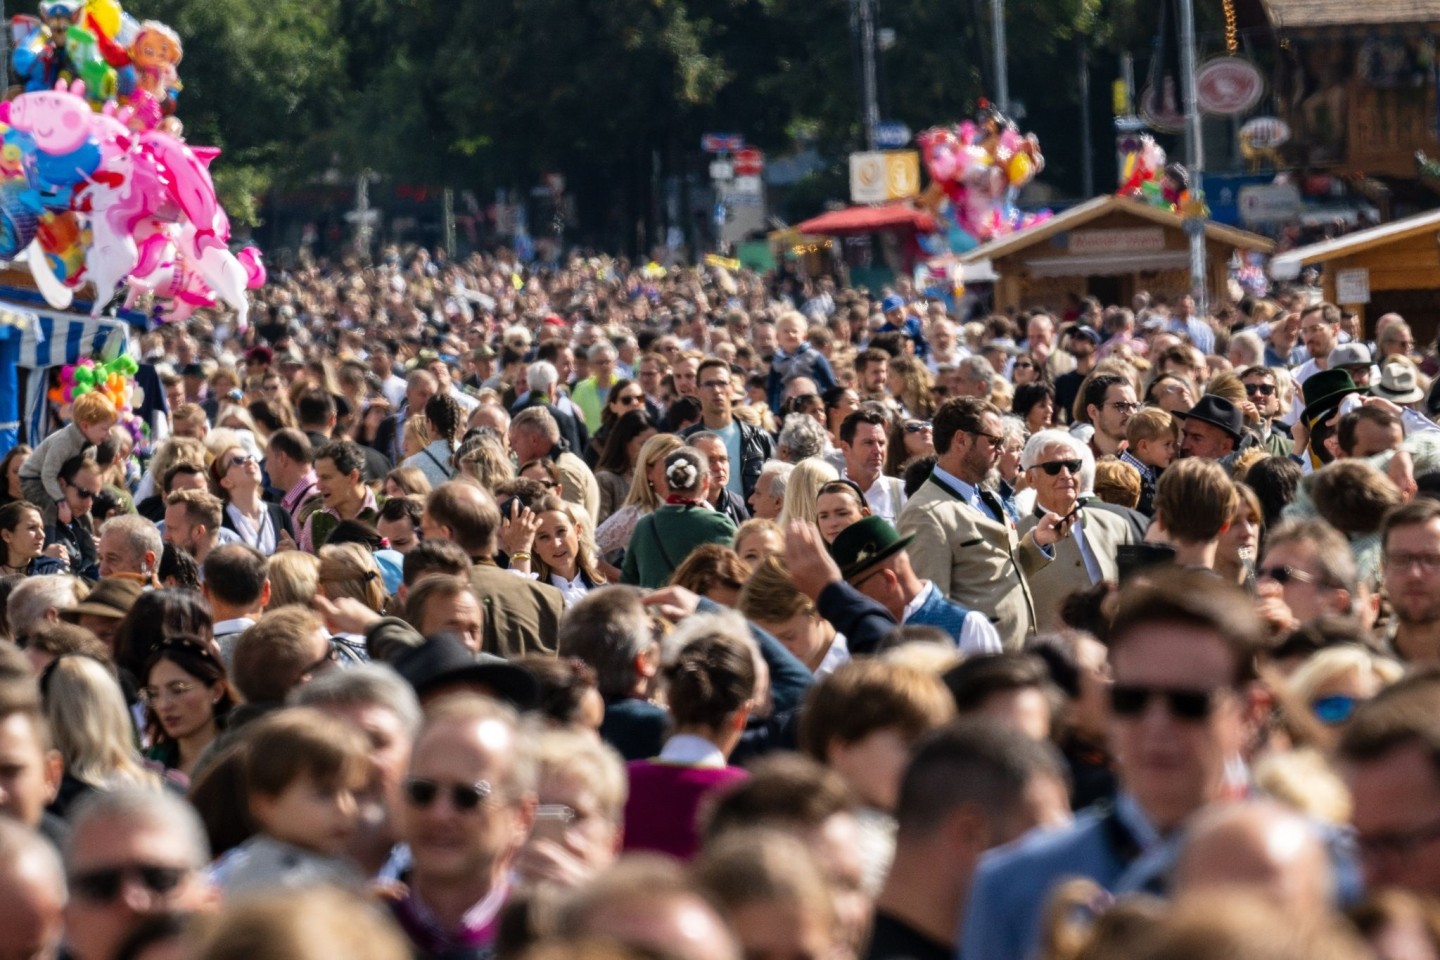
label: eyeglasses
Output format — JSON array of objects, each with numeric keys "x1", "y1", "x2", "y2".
[
  {"x1": 904, "y1": 421, "x2": 932, "y2": 433},
  {"x1": 1244, "y1": 383, "x2": 1276, "y2": 396},
  {"x1": 403, "y1": 776, "x2": 493, "y2": 811},
  {"x1": 1013, "y1": 361, "x2": 1035, "y2": 370},
  {"x1": 1106, "y1": 401, "x2": 1141, "y2": 414},
  {"x1": 300, "y1": 642, "x2": 339, "y2": 678},
  {"x1": 1385, "y1": 552, "x2": 1440, "y2": 574},
  {"x1": 1110, "y1": 684, "x2": 1221, "y2": 722},
  {"x1": 1256, "y1": 564, "x2": 1320, "y2": 586},
  {"x1": 698, "y1": 380, "x2": 730, "y2": 391},
  {"x1": 615, "y1": 393, "x2": 644, "y2": 405},
  {"x1": 70, "y1": 864, "x2": 188, "y2": 902},
  {"x1": 1312, "y1": 694, "x2": 1359, "y2": 726},
  {"x1": 967, "y1": 429, "x2": 1005, "y2": 449},
  {"x1": 226, "y1": 454, "x2": 258, "y2": 471},
  {"x1": 1356, "y1": 817, "x2": 1440, "y2": 864},
  {"x1": 1035, "y1": 459, "x2": 1082, "y2": 476},
  {"x1": 141, "y1": 680, "x2": 198, "y2": 704}
]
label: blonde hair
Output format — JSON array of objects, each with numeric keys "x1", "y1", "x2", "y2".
[
  {"x1": 533, "y1": 728, "x2": 628, "y2": 824},
  {"x1": 622, "y1": 433, "x2": 686, "y2": 510},
  {"x1": 267, "y1": 551, "x2": 320, "y2": 609},
  {"x1": 195, "y1": 887, "x2": 413, "y2": 960},
  {"x1": 455, "y1": 434, "x2": 513, "y2": 491},
  {"x1": 45, "y1": 656, "x2": 159, "y2": 791},
  {"x1": 403, "y1": 416, "x2": 431, "y2": 457},
  {"x1": 385, "y1": 466, "x2": 432, "y2": 497},
  {"x1": 738, "y1": 555, "x2": 815, "y2": 625},
  {"x1": 532, "y1": 495, "x2": 606, "y2": 587},
  {"x1": 733, "y1": 518, "x2": 782, "y2": 556},
  {"x1": 318, "y1": 543, "x2": 386, "y2": 613},
  {"x1": 149, "y1": 436, "x2": 209, "y2": 490},
  {"x1": 777, "y1": 459, "x2": 839, "y2": 528},
  {"x1": 1287, "y1": 645, "x2": 1405, "y2": 710},
  {"x1": 1252, "y1": 748, "x2": 1352, "y2": 825}
]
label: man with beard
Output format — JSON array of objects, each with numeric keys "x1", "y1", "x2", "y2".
[
  {"x1": 1077, "y1": 375, "x2": 1137, "y2": 458},
  {"x1": 1382, "y1": 501, "x2": 1440, "y2": 665}
]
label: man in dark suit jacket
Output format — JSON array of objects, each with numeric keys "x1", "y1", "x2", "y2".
[
  {"x1": 298, "y1": 390, "x2": 391, "y2": 483},
  {"x1": 689, "y1": 432, "x2": 751, "y2": 528},
  {"x1": 511, "y1": 361, "x2": 589, "y2": 456},
  {"x1": 422, "y1": 481, "x2": 564, "y2": 657}
]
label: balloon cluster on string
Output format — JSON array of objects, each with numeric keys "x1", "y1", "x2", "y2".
[
  {"x1": 1116, "y1": 134, "x2": 1206, "y2": 217},
  {"x1": 50, "y1": 354, "x2": 147, "y2": 445},
  {"x1": 0, "y1": 0, "x2": 264, "y2": 324},
  {"x1": 916, "y1": 101, "x2": 1050, "y2": 254}
]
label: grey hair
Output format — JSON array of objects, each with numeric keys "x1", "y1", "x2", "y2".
[
  {"x1": 999, "y1": 415, "x2": 1028, "y2": 447},
  {"x1": 98, "y1": 514, "x2": 163, "y2": 574},
  {"x1": 557, "y1": 586, "x2": 654, "y2": 698},
  {"x1": 406, "y1": 369, "x2": 438, "y2": 389},
  {"x1": 1229, "y1": 330, "x2": 1265, "y2": 368},
  {"x1": 1021, "y1": 428, "x2": 1096, "y2": 495},
  {"x1": 67, "y1": 787, "x2": 211, "y2": 871},
  {"x1": 777, "y1": 414, "x2": 827, "y2": 462},
  {"x1": 8, "y1": 576, "x2": 86, "y2": 639},
  {"x1": 512, "y1": 405, "x2": 561, "y2": 443},
  {"x1": 526, "y1": 361, "x2": 560, "y2": 394},
  {"x1": 956, "y1": 355, "x2": 997, "y2": 389},
  {"x1": 290, "y1": 663, "x2": 423, "y2": 737},
  {"x1": 759, "y1": 460, "x2": 794, "y2": 498},
  {"x1": 588, "y1": 343, "x2": 617, "y2": 363}
]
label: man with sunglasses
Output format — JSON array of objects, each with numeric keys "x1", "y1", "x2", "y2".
[
  {"x1": 46, "y1": 455, "x2": 101, "y2": 579},
  {"x1": 1253, "y1": 520, "x2": 1356, "y2": 636},
  {"x1": 897, "y1": 397, "x2": 1070, "y2": 650},
  {"x1": 963, "y1": 571, "x2": 1267, "y2": 960},
  {"x1": 62, "y1": 789, "x2": 219, "y2": 960},
  {"x1": 391, "y1": 694, "x2": 536, "y2": 957},
  {"x1": 1238, "y1": 366, "x2": 1294, "y2": 456}
]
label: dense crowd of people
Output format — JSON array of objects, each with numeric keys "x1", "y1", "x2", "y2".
[{"x1": 6, "y1": 245, "x2": 1440, "y2": 960}]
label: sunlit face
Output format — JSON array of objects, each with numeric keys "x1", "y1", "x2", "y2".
[
  {"x1": 145, "y1": 659, "x2": 216, "y2": 744},
  {"x1": 736, "y1": 528, "x2": 782, "y2": 565},
  {"x1": 815, "y1": 491, "x2": 868, "y2": 544},
  {"x1": 756, "y1": 610, "x2": 831, "y2": 669},
  {"x1": 2, "y1": 506, "x2": 46, "y2": 562},
  {"x1": 534, "y1": 510, "x2": 581, "y2": 576},
  {"x1": 314, "y1": 457, "x2": 358, "y2": 510},
  {"x1": 842, "y1": 422, "x2": 887, "y2": 478},
  {"x1": 693, "y1": 440, "x2": 730, "y2": 496},
  {"x1": 377, "y1": 516, "x2": 420, "y2": 554},
  {"x1": 417, "y1": 589, "x2": 483, "y2": 653}
]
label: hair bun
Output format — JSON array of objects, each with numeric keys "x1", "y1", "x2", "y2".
[{"x1": 666, "y1": 458, "x2": 700, "y2": 490}]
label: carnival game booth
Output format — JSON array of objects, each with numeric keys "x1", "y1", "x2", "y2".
[
  {"x1": 957, "y1": 195, "x2": 1274, "y2": 312},
  {"x1": 796, "y1": 203, "x2": 938, "y2": 290},
  {"x1": 0, "y1": 270, "x2": 133, "y2": 456},
  {"x1": 1270, "y1": 208, "x2": 1440, "y2": 342}
]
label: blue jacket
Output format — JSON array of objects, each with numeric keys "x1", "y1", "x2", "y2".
[
  {"x1": 766, "y1": 344, "x2": 837, "y2": 413},
  {"x1": 907, "y1": 586, "x2": 974, "y2": 641}
]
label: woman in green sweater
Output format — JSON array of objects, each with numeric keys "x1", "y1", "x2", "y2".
[{"x1": 621, "y1": 447, "x2": 738, "y2": 588}]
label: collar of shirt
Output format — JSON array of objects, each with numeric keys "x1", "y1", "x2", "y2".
[
  {"x1": 931, "y1": 464, "x2": 993, "y2": 517},
  {"x1": 393, "y1": 876, "x2": 510, "y2": 953},
  {"x1": 657, "y1": 733, "x2": 727, "y2": 768},
  {"x1": 282, "y1": 471, "x2": 318, "y2": 511},
  {"x1": 1118, "y1": 450, "x2": 1154, "y2": 482}
]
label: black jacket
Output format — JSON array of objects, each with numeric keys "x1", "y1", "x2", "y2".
[{"x1": 683, "y1": 418, "x2": 776, "y2": 500}]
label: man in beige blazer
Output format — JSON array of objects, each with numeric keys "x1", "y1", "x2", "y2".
[
  {"x1": 1017, "y1": 429, "x2": 1137, "y2": 630},
  {"x1": 897, "y1": 397, "x2": 1071, "y2": 649}
]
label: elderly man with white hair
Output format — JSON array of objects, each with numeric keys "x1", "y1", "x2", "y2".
[{"x1": 1017, "y1": 429, "x2": 1136, "y2": 629}]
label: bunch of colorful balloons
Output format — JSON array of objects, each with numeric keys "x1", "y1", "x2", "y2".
[
  {"x1": 50, "y1": 353, "x2": 147, "y2": 447},
  {"x1": 0, "y1": 79, "x2": 264, "y2": 323},
  {"x1": 916, "y1": 102, "x2": 1049, "y2": 252},
  {"x1": 1116, "y1": 134, "x2": 1205, "y2": 217}
]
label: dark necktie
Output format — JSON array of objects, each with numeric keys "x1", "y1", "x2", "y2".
[{"x1": 978, "y1": 488, "x2": 1005, "y2": 525}]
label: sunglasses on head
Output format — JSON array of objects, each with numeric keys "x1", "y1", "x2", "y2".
[
  {"x1": 1110, "y1": 684, "x2": 1219, "y2": 722},
  {"x1": 1245, "y1": 383, "x2": 1276, "y2": 396},
  {"x1": 70, "y1": 864, "x2": 187, "y2": 903},
  {"x1": 1035, "y1": 459, "x2": 1082, "y2": 476},
  {"x1": 403, "y1": 776, "x2": 493, "y2": 811}
]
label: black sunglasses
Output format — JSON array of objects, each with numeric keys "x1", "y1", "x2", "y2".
[
  {"x1": 70, "y1": 864, "x2": 187, "y2": 902},
  {"x1": 1256, "y1": 564, "x2": 1318, "y2": 586},
  {"x1": 68, "y1": 484, "x2": 95, "y2": 499},
  {"x1": 1036, "y1": 459, "x2": 1082, "y2": 476},
  {"x1": 1111, "y1": 684, "x2": 1219, "y2": 722},
  {"x1": 1245, "y1": 383, "x2": 1276, "y2": 396},
  {"x1": 403, "y1": 776, "x2": 493, "y2": 811},
  {"x1": 904, "y1": 421, "x2": 932, "y2": 433}
]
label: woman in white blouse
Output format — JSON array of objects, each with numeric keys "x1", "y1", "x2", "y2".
[
  {"x1": 509, "y1": 496, "x2": 606, "y2": 606},
  {"x1": 212, "y1": 444, "x2": 295, "y2": 553}
]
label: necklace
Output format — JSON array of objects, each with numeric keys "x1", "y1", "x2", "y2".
[{"x1": 1, "y1": 558, "x2": 26, "y2": 574}]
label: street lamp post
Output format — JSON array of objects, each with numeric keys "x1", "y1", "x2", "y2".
[
  {"x1": 992, "y1": 0, "x2": 1009, "y2": 114},
  {"x1": 1178, "y1": 0, "x2": 1207, "y2": 316}
]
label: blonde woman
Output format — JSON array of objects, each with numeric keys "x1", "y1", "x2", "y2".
[
  {"x1": 776, "y1": 458, "x2": 839, "y2": 529},
  {"x1": 889, "y1": 356, "x2": 937, "y2": 420},
  {"x1": 738, "y1": 555, "x2": 848, "y2": 676},
  {"x1": 595, "y1": 432, "x2": 685, "y2": 564},
  {"x1": 454, "y1": 434, "x2": 514, "y2": 491},
  {"x1": 508, "y1": 496, "x2": 607, "y2": 606},
  {"x1": 44, "y1": 655, "x2": 161, "y2": 815},
  {"x1": 1287, "y1": 645, "x2": 1404, "y2": 750},
  {"x1": 267, "y1": 551, "x2": 321, "y2": 609},
  {"x1": 318, "y1": 543, "x2": 386, "y2": 663},
  {"x1": 402, "y1": 416, "x2": 431, "y2": 461}
]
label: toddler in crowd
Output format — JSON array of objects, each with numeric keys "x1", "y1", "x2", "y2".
[
  {"x1": 213, "y1": 707, "x2": 369, "y2": 896},
  {"x1": 19, "y1": 392, "x2": 116, "y2": 523}
]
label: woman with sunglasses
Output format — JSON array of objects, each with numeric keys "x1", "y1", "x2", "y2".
[
  {"x1": 212, "y1": 444, "x2": 295, "y2": 555},
  {"x1": 583, "y1": 377, "x2": 646, "y2": 469},
  {"x1": 1010, "y1": 354, "x2": 1047, "y2": 387},
  {"x1": 885, "y1": 417, "x2": 935, "y2": 476},
  {"x1": 143, "y1": 635, "x2": 237, "y2": 780},
  {"x1": 1016, "y1": 429, "x2": 1134, "y2": 631},
  {"x1": 1286, "y1": 645, "x2": 1404, "y2": 750},
  {"x1": 593, "y1": 409, "x2": 658, "y2": 525}
]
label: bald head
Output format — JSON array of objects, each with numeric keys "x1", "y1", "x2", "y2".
[
  {"x1": 0, "y1": 818, "x2": 65, "y2": 960},
  {"x1": 1174, "y1": 801, "x2": 1332, "y2": 919}
]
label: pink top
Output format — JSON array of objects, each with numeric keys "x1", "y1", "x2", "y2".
[{"x1": 622, "y1": 760, "x2": 748, "y2": 861}]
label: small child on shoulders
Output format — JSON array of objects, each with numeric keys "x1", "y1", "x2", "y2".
[
  {"x1": 19, "y1": 393, "x2": 116, "y2": 524},
  {"x1": 213, "y1": 707, "x2": 369, "y2": 897}
]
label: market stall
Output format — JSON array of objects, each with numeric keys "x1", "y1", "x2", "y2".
[
  {"x1": 1269, "y1": 208, "x2": 1440, "y2": 341},
  {"x1": 957, "y1": 195, "x2": 1274, "y2": 312},
  {"x1": 796, "y1": 203, "x2": 938, "y2": 289}
]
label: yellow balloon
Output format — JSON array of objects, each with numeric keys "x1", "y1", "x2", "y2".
[
  {"x1": 86, "y1": 0, "x2": 122, "y2": 38},
  {"x1": 1007, "y1": 153, "x2": 1033, "y2": 186}
]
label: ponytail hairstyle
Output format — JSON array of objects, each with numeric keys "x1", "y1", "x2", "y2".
[
  {"x1": 663, "y1": 447, "x2": 708, "y2": 498},
  {"x1": 424, "y1": 393, "x2": 465, "y2": 448},
  {"x1": 664, "y1": 630, "x2": 756, "y2": 730}
]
